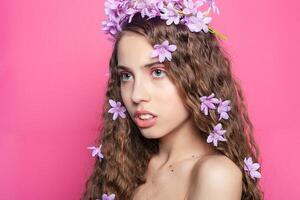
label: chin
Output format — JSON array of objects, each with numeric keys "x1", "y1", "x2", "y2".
[{"x1": 140, "y1": 129, "x2": 166, "y2": 139}]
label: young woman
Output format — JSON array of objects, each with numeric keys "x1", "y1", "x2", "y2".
[{"x1": 82, "y1": 1, "x2": 263, "y2": 199}]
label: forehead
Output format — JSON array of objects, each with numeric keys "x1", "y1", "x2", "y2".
[{"x1": 117, "y1": 32, "x2": 158, "y2": 68}]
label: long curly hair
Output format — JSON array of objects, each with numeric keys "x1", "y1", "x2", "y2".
[{"x1": 81, "y1": 13, "x2": 264, "y2": 200}]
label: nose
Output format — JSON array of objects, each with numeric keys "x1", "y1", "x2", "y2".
[{"x1": 131, "y1": 79, "x2": 150, "y2": 103}]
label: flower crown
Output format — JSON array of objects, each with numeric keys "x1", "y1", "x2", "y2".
[{"x1": 102, "y1": 0, "x2": 227, "y2": 41}]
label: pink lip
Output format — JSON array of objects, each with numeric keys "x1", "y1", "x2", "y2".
[
  {"x1": 134, "y1": 110, "x2": 157, "y2": 118},
  {"x1": 134, "y1": 115, "x2": 157, "y2": 128},
  {"x1": 133, "y1": 109, "x2": 158, "y2": 128}
]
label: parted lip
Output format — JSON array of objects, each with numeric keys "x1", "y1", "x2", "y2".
[{"x1": 134, "y1": 110, "x2": 157, "y2": 118}]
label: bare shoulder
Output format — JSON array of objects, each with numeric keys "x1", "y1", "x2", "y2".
[{"x1": 186, "y1": 154, "x2": 243, "y2": 200}]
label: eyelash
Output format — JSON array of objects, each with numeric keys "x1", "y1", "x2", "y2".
[{"x1": 118, "y1": 68, "x2": 167, "y2": 82}]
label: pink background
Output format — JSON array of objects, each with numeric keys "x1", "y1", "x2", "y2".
[{"x1": 1, "y1": 0, "x2": 299, "y2": 199}]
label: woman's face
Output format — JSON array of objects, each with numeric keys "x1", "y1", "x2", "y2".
[{"x1": 117, "y1": 32, "x2": 190, "y2": 139}]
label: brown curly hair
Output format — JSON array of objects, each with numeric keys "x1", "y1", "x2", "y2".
[{"x1": 81, "y1": 13, "x2": 264, "y2": 200}]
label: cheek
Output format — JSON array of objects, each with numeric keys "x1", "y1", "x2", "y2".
[
  {"x1": 166, "y1": 98, "x2": 186, "y2": 116},
  {"x1": 120, "y1": 87, "x2": 135, "y2": 119},
  {"x1": 157, "y1": 84, "x2": 188, "y2": 117},
  {"x1": 120, "y1": 87, "x2": 127, "y2": 103},
  {"x1": 153, "y1": 87, "x2": 189, "y2": 137},
  {"x1": 156, "y1": 83, "x2": 180, "y2": 103}
]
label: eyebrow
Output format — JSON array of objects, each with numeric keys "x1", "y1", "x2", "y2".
[{"x1": 117, "y1": 61, "x2": 162, "y2": 71}]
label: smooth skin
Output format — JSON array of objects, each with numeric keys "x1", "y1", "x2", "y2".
[{"x1": 117, "y1": 31, "x2": 242, "y2": 200}]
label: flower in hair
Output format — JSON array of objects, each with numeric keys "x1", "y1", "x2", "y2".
[
  {"x1": 203, "y1": 0, "x2": 220, "y2": 15},
  {"x1": 199, "y1": 93, "x2": 220, "y2": 115},
  {"x1": 144, "y1": 1, "x2": 161, "y2": 16},
  {"x1": 102, "y1": 15, "x2": 123, "y2": 36},
  {"x1": 183, "y1": 0, "x2": 204, "y2": 15},
  {"x1": 160, "y1": 2, "x2": 182, "y2": 25},
  {"x1": 206, "y1": 123, "x2": 227, "y2": 146},
  {"x1": 217, "y1": 99, "x2": 231, "y2": 121},
  {"x1": 87, "y1": 145, "x2": 104, "y2": 160},
  {"x1": 150, "y1": 40, "x2": 177, "y2": 62},
  {"x1": 108, "y1": 99, "x2": 127, "y2": 120},
  {"x1": 104, "y1": 0, "x2": 121, "y2": 16},
  {"x1": 182, "y1": 10, "x2": 212, "y2": 33},
  {"x1": 102, "y1": 0, "x2": 227, "y2": 41},
  {"x1": 101, "y1": 193, "x2": 116, "y2": 200},
  {"x1": 244, "y1": 157, "x2": 261, "y2": 180}
]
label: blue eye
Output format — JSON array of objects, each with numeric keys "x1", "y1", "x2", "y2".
[
  {"x1": 119, "y1": 72, "x2": 132, "y2": 82},
  {"x1": 152, "y1": 69, "x2": 166, "y2": 78},
  {"x1": 118, "y1": 69, "x2": 167, "y2": 83}
]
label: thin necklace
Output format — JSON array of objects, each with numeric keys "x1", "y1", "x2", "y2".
[{"x1": 167, "y1": 154, "x2": 203, "y2": 173}]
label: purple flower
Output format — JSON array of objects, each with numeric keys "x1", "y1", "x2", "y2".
[
  {"x1": 183, "y1": 11, "x2": 212, "y2": 33},
  {"x1": 108, "y1": 99, "x2": 127, "y2": 120},
  {"x1": 102, "y1": 193, "x2": 116, "y2": 200},
  {"x1": 87, "y1": 145, "x2": 104, "y2": 160},
  {"x1": 203, "y1": 0, "x2": 220, "y2": 15},
  {"x1": 104, "y1": 0, "x2": 121, "y2": 16},
  {"x1": 140, "y1": 1, "x2": 161, "y2": 19},
  {"x1": 206, "y1": 123, "x2": 227, "y2": 146},
  {"x1": 160, "y1": 2, "x2": 182, "y2": 25},
  {"x1": 217, "y1": 99, "x2": 231, "y2": 121},
  {"x1": 199, "y1": 93, "x2": 220, "y2": 115},
  {"x1": 104, "y1": 0, "x2": 132, "y2": 17},
  {"x1": 102, "y1": 15, "x2": 123, "y2": 36},
  {"x1": 150, "y1": 40, "x2": 177, "y2": 62},
  {"x1": 125, "y1": 0, "x2": 160, "y2": 23},
  {"x1": 126, "y1": 7, "x2": 140, "y2": 23},
  {"x1": 183, "y1": 0, "x2": 203, "y2": 15},
  {"x1": 157, "y1": 0, "x2": 165, "y2": 10},
  {"x1": 102, "y1": 0, "x2": 133, "y2": 34},
  {"x1": 244, "y1": 157, "x2": 261, "y2": 180},
  {"x1": 135, "y1": 0, "x2": 151, "y2": 18}
]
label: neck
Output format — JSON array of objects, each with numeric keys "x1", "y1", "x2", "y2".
[{"x1": 157, "y1": 116, "x2": 216, "y2": 166}]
